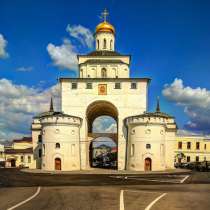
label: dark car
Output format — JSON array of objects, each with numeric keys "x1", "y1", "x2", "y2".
[{"x1": 197, "y1": 161, "x2": 210, "y2": 172}]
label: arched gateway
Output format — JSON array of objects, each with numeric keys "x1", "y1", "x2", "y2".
[
  {"x1": 86, "y1": 101, "x2": 118, "y2": 169},
  {"x1": 32, "y1": 10, "x2": 177, "y2": 172}
]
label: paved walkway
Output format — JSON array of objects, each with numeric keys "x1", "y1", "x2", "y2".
[{"x1": 22, "y1": 168, "x2": 190, "y2": 175}]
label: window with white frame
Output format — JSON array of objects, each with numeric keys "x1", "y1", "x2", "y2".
[
  {"x1": 114, "y1": 82, "x2": 121, "y2": 89},
  {"x1": 71, "y1": 82, "x2": 77, "y2": 89},
  {"x1": 131, "y1": 82, "x2": 137, "y2": 89},
  {"x1": 28, "y1": 156, "x2": 31, "y2": 163},
  {"x1": 55, "y1": 143, "x2": 60, "y2": 149}
]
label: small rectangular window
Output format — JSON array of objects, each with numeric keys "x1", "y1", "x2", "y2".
[
  {"x1": 146, "y1": 144, "x2": 151, "y2": 149},
  {"x1": 131, "y1": 82, "x2": 137, "y2": 89},
  {"x1": 187, "y1": 142, "x2": 191, "y2": 149},
  {"x1": 131, "y1": 144, "x2": 135, "y2": 157},
  {"x1": 160, "y1": 144, "x2": 164, "y2": 156},
  {"x1": 71, "y1": 82, "x2": 77, "y2": 89},
  {"x1": 71, "y1": 144, "x2": 75, "y2": 156},
  {"x1": 38, "y1": 135, "x2": 42, "y2": 143},
  {"x1": 28, "y1": 156, "x2": 31, "y2": 163},
  {"x1": 86, "y1": 83, "x2": 92, "y2": 89},
  {"x1": 178, "y1": 142, "x2": 182, "y2": 149},
  {"x1": 187, "y1": 156, "x2": 190, "y2": 162},
  {"x1": 196, "y1": 142, "x2": 200, "y2": 150},
  {"x1": 196, "y1": 156, "x2": 199, "y2": 162},
  {"x1": 114, "y1": 82, "x2": 121, "y2": 89},
  {"x1": 204, "y1": 144, "x2": 207, "y2": 150},
  {"x1": 21, "y1": 156, "x2": 24, "y2": 162},
  {"x1": 43, "y1": 144, "x2": 45, "y2": 156}
]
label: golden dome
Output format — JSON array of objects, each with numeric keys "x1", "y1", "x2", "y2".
[{"x1": 95, "y1": 21, "x2": 115, "y2": 34}]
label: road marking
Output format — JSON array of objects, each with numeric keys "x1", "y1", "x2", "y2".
[
  {"x1": 7, "y1": 186, "x2": 41, "y2": 210},
  {"x1": 145, "y1": 193, "x2": 167, "y2": 210},
  {"x1": 126, "y1": 177, "x2": 180, "y2": 184},
  {"x1": 180, "y1": 175, "x2": 190, "y2": 183},
  {"x1": 124, "y1": 189, "x2": 157, "y2": 193},
  {"x1": 110, "y1": 175, "x2": 189, "y2": 184},
  {"x1": 120, "y1": 190, "x2": 125, "y2": 210}
]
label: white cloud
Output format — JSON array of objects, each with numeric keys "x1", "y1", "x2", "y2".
[
  {"x1": 66, "y1": 24, "x2": 94, "y2": 48},
  {"x1": 47, "y1": 39, "x2": 78, "y2": 71},
  {"x1": 0, "y1": 34, "x2": 9, "y2": 59},
  {"x1": 105, "y1": 123, "x2": 117, "y2": 133},
  {"x1": 0, "y1": 78, "x2": 60, "y2": 142},
  {"x1": 47, "y1": 24, "x2": 93, "y2": 71},
  {"x1": 16, "y1": 66, "x2": 33, "y2": 72},
  {"x1": 177, "y1": 129, "x2": 200, "y2": 136},
  {"x1": 92, "y1": 116, "x2": 117, "y2": 133},
  {"x1": 162, "y1": 78, "x2": 210, "y2": 133}
]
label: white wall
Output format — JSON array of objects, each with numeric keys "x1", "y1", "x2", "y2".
[
  {"x1": 60, "y1": 79, "x2": 149, "y2": 170},
  {"x1": 79, "y1": 63, "x2": 130, "y2": 78}
]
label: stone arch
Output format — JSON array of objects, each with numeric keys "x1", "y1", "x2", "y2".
[
  {"x1": 86, "y1": 100, "x2": 118, "y2": 169},
  {"x1": 86, "y1": 100, "x2": 118, "y2": 133}
]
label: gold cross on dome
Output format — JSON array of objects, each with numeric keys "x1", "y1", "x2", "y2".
[{"x1": 101, "y1": 8, "x2": 109, "y2": 22}]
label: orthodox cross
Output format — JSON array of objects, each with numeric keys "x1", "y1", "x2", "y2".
[{"x1": 101, "y1": 8, "x2": 109, "y2": 22}]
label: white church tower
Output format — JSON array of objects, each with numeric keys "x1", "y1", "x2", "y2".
[{"x1": 32, "y1": 9, "x2": 177, "y2": 171}]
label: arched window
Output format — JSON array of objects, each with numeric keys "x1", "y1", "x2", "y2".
[
  {"x1": 38, "y1": 134, "x2": 42, "y2": 143},
  {"x1": 103, "y1": 39, "x2": 106, "y2": 49},
  {"x1": 55, "y1": 143, "x2": 60, "y2": 149},
  {"x1": 110, "y1": 40, "x2": 113, "y2": 50},
  {"x1": 101, "y1": 68, "x2": 107, "y2": 78},
  {"x1": 97, "y1": 39, "x2": 99, "y2": 49}
]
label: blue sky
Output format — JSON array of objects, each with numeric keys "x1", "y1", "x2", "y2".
[{"x1": 1, "y1": 0, "x2": 210, "y2": 140}]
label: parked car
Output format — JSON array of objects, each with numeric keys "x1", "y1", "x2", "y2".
[{"x1": 196, "y1": 161, "x2": 210, "y2": 172}]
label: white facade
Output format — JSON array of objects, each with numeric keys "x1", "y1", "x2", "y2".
[
  {"x1": 60, "y1": 78, "x2": 149, "y2": 170},
  {"x1": 31, "y1": 12, "x2": 177, "y2": 171}
]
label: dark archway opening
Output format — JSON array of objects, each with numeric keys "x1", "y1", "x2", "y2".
[
  {"x1": 11, "y1": 159, "x2": 16, "y2": 167},
  {"x1": 55, "y1": 158, "x2": 61, "y2": 170},
  {"x1": 89, "y1": 136, "x2": 117, "y2": 169},
  {"x1": 144, "y1": 158, "x2": 152, "y2": 171},
  {"x1": 86, "y1": 101, "x2": 118, "y2": 169}
]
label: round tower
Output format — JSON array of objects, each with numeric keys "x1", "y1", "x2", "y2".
[
  {"x1": 40, "y1": 113, "x2": 82, "y2": 171},
  {"x1": 125, "y1": 99, "x2": 177, "y2": 171}
]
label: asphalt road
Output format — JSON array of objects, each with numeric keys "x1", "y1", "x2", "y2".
[{"x1": 0, "y1": 169, "x2": 210, "y2": 210}]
